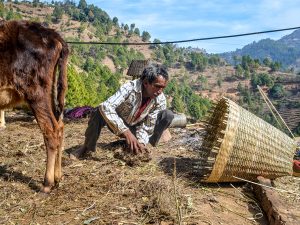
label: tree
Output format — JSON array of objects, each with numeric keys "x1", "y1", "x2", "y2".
[
  {"x1": 187, "y1": 94, "x2": 205, "y2": 120},
  {"x1": 32, "y1": 0, "x2": 39, "y2": 7},
  {"x1": 235, "y1": 65, "x2": 243, "y2": 78},
  {"x1": 66, "y1": 65, "x2": 89, "y2": 107},
  {"x1": 112, "y1": 16, "x2": 118, "y2": 26},
  {"x1": 208, "y1": 55, "x2": 220, "y2": 66},
  {"x1": 293, "y1": 122, "x2": 300, "y2": 136},
  {"x1": 190, "y1": 52, "x2": 208, "y2": 72},
  {"x1": 237, "y1": 82, "x2": 243, "y2": 92},
  {"x1": 133, "y1": 27, "x2": 140, "y2": 36},
  {"x1": 217, "y1": 74, "x2": 223, "y2": 87},
  {"x1": 150, "y1": 38, "x2": 161, "y2": 49},
  {"x1": 164, "y1": 79, "x2": 178, "y2": 95},
  {"x1": 244, "y1": 69, "x2": 250, "y2": 79},
  {"x1": 250, "y1": 73, "x2": 274, "y2": 88},
  {"x1": 233, "y1": 55, "x2": 240, "y2": 66},
  {"x1": 0, "y1": 2, "x2": 5, "y2": 18},
  {"x1": 83, "y1": 57, "x2": 95, "y2": 71},
  {"x1": 259, "y1": 73, "x2": 274, "y2": 87},
  {"x1": 130, "y1": 23, "x2": 135, "y2": 31},
  {"x1": 171, "y1": 93, "x2": 185, "y2": 113},
  {"x1": 88, "y1": 10, "x2": 94, "y2": 22},
  {"x1": 263, "y1": 58, "x2": 271, "y2": 67},
  {"x1": 197, "y1": 75, "x2": 208, "y2": 90},
  {"x1": 52, "y1": 6, "x2": 64, "y2": 22},
  {"x1": 270, "y1": 62, "x2": 281, "y2": 72},
  {"x1": 124, "y1": 24, "x2": 129, "y2": 33},
  {"x1": 78, "y1": 0, "x2": 87, "y2": 10},
  {"x1": 269, "y1": 84, "x2": 285, "y2": 98},
  {"x1": 6, "y1": 10, "x2": 14, "y2": 20},
  {"x1": 142, "y1": 31, "x2": 151, "y2": 42},
  {"x1": 6, "y1": 8, "x2": 22, "y2": 20}
]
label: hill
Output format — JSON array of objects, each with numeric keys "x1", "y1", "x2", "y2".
[{"x1": 221, "y1": 29, "x2": 300, "y2": 71}]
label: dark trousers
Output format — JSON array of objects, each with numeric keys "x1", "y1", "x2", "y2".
[{"x1": 84, "y1": 108, "x2": 174, "y2": 151}]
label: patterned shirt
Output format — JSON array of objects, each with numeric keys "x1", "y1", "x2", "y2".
[{"x1": 99, "y1": 79, "x2": 167, "y2": 144}]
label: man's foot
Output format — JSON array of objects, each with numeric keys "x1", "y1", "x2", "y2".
[{"x1": 70, "y1": 146, "x2": 88, "y2": 160}]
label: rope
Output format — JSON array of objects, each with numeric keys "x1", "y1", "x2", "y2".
[
  {"x1": 257, "y1": 86, "x2": 284, "y2": 129},
  {"x1": 66, "y1": 26, "x2": 300, "y2": 45},
  {"x1": 257, "y1": 85, "x2": 295, "y2": 139},
  {"x1": 232, "y1": 176, "x2": 299, "y2": 196}
]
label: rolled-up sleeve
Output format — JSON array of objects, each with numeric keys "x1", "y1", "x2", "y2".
[
  {"x1": 135, "y1": 96, "x2": 166, "y2": 144},
  {"x1": 99, "y1": 82, "x2": 133, "y2": 135}
]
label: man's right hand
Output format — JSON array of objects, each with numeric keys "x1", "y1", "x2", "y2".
[{"x1": 122, "y1": 130, "x2": 145, "y2": 154}]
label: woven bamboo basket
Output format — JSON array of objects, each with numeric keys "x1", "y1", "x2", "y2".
[{"x1": 195, "y1": 97, "x2": 296, "y2": 182}]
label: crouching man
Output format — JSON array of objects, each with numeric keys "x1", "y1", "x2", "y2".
[{"x1": 70, "y1": 63, "x2": 174, "y2": 159}]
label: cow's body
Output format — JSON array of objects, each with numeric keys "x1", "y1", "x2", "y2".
[{"x1": 0, "y1": 20, "x2": 69, "y2": 192}]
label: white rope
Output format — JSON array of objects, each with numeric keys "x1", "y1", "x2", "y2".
[
  {"x1": 232, "y1": 176, "x2": 299, "y2": 196},
  {"x1": 257, "y1": 86, "x2": 283, "y2": 129},
  {"x1": 257, "y1": 85, "x2": 295, "y2": 139}
]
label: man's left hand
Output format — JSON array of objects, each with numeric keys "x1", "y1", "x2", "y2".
[{"x1": 122, "y1": 130, "x2": 146, "y2": 154}]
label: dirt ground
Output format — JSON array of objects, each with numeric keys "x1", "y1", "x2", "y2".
[{"x1": 0, "y1": 111, "x2": 299, "y2": 225}]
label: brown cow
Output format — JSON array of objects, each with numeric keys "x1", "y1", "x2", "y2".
[{"x1": 0, "y1": 20, "x2": 69, "y2": 193}]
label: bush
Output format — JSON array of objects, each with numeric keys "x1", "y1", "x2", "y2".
[
  {"x1": 165, "y1": 79, "x2": 211, "y2": 120},
  {"x1": 269, "y1": 84, "x2": 285, "y2": 98}
]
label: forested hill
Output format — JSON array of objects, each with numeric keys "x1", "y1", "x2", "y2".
[{"x1": 221, "y1": 29, "x2": 300, "y2": 70}]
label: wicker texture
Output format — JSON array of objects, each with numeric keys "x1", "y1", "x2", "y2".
[
  {"x1": 198, "y1": 97, "x2": 296, "y2": 182},
  {"x1": 127, "y1": 60, "x2": 150, "y2": 79}
]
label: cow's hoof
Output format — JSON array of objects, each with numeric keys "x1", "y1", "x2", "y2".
[
  {"x1": 59, "y1": 175, "x2": 65, "y2": 181},
  {"x1": 40, "y1": 186, "x2": 51, "y2": 194},
  {"x1": 54, "y1": 178, "x2": 64, "y2": 188},
  {"x1": 0, "y1": 126, "x2": 6, "y2": 131}
]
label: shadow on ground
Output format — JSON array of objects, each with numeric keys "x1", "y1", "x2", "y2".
[{"x1": 0, "y1": 165, "x2": 40, "y2": 192}]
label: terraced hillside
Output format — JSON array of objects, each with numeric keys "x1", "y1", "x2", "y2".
[{"x1": 277, "y1": 76, "x2": 300, "y2": 131}]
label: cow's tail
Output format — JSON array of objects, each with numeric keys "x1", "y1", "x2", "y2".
[{"x1": 55, "y1": 41, "x2": 69, "y2": 120}]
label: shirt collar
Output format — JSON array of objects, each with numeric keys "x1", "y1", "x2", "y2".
[{"x1": 134, "y1": 78, "x2": 143, "y2": 93}]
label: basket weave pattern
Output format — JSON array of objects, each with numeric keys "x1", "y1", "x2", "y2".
[{"x1": 200, "y1": 97, "x2": 296, "y2": 182}]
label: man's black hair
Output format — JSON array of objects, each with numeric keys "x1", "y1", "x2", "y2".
[{"x1": 141, "y1": 63, "x2": 169, "y2": 83}]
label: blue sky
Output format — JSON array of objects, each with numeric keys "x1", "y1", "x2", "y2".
[{"x1": 87, "y1": 0, "x2": 300, "y2": 53}]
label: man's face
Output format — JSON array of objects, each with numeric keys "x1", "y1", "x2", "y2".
[{"x1": 143, "y1": 75, "x2": 168, "y2": 99}]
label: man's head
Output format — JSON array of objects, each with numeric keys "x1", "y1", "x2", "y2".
[{"x1": 141, "y1": 64, "x2": 169, "y2": 99}]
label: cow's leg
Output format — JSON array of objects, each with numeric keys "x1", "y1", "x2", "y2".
[
  {"x1": 0, "y1": 110, "x2": 6, "y2": 130},
  {"x1": 30, "y1": 102, "x2": 60, "y2": 193},
  {"x1": 54, "y1": 118, "x2": 64, "y2": 185}
]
